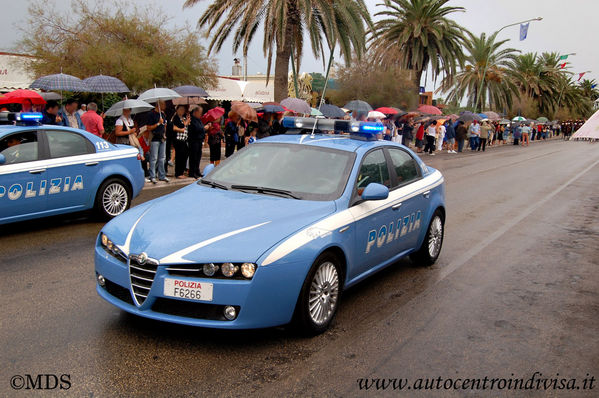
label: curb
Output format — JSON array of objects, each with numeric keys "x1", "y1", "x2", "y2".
[{"x1": 142, "y1": 177, "x2": 196, "y2": 190}]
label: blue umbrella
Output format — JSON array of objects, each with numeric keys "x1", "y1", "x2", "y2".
[
  {"x1": 263, "y1": 104, "x2": 285, "y2": 113},
  {"x1": 83, "y1": 75, "x2": 129, "y2": 93},
  {"x1": 173, "y1": 85, "x2": 209, "y2": 98},
  {"x1": 30, "y1": 73, "x2": 89, "y2": 92},
  {"x1": 318, "y1": 104, "x2": 346, "y2": 118}
]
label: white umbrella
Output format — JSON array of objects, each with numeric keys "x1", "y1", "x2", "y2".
[
  {"x1": 105, "y1": 99, "x2": 154, "y2": 117},
  {"x1": 138, "y1": 87, "x2": 181, "y2": 103},
  {"x1": 368, "y1": 111, "x2": 387, "y2": 119}
]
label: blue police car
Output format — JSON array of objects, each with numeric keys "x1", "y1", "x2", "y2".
[
  {"x1": 0, "y1": 112, "x2": 144, "y2": 225},
  {"x1": 95, "y1": 117, "x2": 445, "y2": 334}
]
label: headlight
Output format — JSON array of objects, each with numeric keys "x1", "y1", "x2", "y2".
[
  {"x1": 100, "y1": 233, "x2": 125, "y2": 260},
  {"x1": 221, "y1": 262, "x2": 238, "y2": 277},
  {"x1": 203, "y1": 263, "x2": 219, "y2": 277},
  {"x1": 241, "y1": 263, "x2": 256, "y2": 279}
]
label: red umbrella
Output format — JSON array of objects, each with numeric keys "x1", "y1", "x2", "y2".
[
  {"x1": 0, "y1": 89, "x2": 46, "y2": 106},
  {"x1": 417, "y1": 104, "x2": 442, "y2": 115},
  {"x1": 201, "y1": 107, "x2": 225, "y2": 124},
  {"x1": 375, "y1": 107, "x2": 400, "y2": 115}
]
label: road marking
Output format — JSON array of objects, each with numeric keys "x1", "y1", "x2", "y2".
[{"x1": 436, "y1": 157, "x2": 599, "y2": 283}]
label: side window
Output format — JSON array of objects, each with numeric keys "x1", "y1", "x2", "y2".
[
  {"x1": 356, "y1": 149, "x2": 391, "y2": 196},
  {"x1": 388, "y1": 148, "x2": 420, "y2": 187},
  {"x1": 46, "y1": 130, "x2": 92, "y2": 158},
  {"x1": 0, "y1": 131, "x2": 39, "y2": 164}
]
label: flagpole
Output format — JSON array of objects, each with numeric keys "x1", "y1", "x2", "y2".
[{"x1": 475, "y1": 17, "x2": 543, "y2": 113}]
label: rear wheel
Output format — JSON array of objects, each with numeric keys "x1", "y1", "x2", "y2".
[
  {"x1": 411, "y1": 209, "x2": 444, "y2": 266},
  {"x1": 295, "y1": 252, "x2": 342, "y2": 335},
  {"x1": 95, "y1": 178, "x2": 131, "y2": 220}
]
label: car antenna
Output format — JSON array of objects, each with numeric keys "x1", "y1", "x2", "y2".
[{"x1": 310, "y1": 118, "x2": 317, "y2": 138}]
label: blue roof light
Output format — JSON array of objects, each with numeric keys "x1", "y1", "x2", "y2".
[{"x1": 18, "y1": 112, "x2": 43, "y2": 121}]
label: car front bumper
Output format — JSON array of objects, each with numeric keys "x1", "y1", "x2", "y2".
[{"x1": 94, "y1": 245, "x2": 309, "y2": 329}]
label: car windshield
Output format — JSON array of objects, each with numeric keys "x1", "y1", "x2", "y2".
[{"x1": 206, "y1": 143, "x2": 355, "y2": 201}]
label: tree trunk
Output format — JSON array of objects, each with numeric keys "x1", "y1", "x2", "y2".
[{"x1": 274, "y1": 46, "x2": 291, "y2": 102}]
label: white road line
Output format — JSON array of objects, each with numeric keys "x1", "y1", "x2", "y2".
[{"x1": 436, "y1": 157, "x2": 599, "y2": 283}]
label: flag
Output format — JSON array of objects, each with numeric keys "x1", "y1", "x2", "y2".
[
  {"x1": 519, "y1": 23, "x2": 530, "y2": 41},
  {"x1": 578, "y1": 72, "x2": 586, "y2": 81},
  {"x1": 560, "y1": 63, "x2": 567, "y2": 69},
  {"x1": 559, "y1": 55, "x2": 569, "y2": 61},
  {"x1": 592, "y1": 84, "x2": 598, "y2": 89}
]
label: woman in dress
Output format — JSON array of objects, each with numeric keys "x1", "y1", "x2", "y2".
[{"x1": 205, "y1": 116, "x2": 224, "y2": 165}]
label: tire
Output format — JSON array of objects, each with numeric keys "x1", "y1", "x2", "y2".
[
  {"x1": 95, "y1": 178, "x2": 131, "y2": 220},
  {"x1": 410, "y1": 209, "x2": 445, "y2": 266},
  {"x1": 294, "y1": 252, "x2": 343, "y2": 335}
]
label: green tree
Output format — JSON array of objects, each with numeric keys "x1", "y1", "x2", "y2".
[
  {"x1": 20, "y1": 0, "x2": 217, "y2": 92},
  {"x1": 184, "y1": 0, "x2": 373, "y2": 102},
  {"x1": 440, "y1": 32, "x2": 519, "y2": 112},
  {"x1": 328, "y1": 59, "x2": 417, "y2": 110},
  {"x1": 579, "y1": 79, "x2": 599, "y2": 102},
  {"x1": 369, "y1": 0, "x2": 469, "y2": 93}
]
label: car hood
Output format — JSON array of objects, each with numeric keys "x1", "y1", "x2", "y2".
[{"x1": 103, "y1": 183, "x2": 336, "y2": 264}]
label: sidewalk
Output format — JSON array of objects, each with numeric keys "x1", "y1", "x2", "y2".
[{"x1": 143, "y1": 146, "x2": 218, "y2": 190}]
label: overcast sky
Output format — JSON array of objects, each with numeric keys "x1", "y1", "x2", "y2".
[{"x1": 1, "y1": 0, "x2": 596, "y2": 92}]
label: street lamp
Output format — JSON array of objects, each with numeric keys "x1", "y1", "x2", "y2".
[{"x1": 475, "y1": 17, "x2": 543, "y2": 113}]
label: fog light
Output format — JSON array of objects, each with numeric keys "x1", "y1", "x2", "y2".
[
  {"x1": 203, "y1": 263, "x2": 218, "y2": 277},
  {"x1": 224, "y1": 305, "x2": 237, "y2": 320},
  {"x1": 221, "y1": 262, "x2": 238, "y2": 277},
  {"x1": 97, "y1": 274, "x2": 106, "y2": 287},
  {"x1": 241, "y1": 263, "x2": 255, "y2": 279}
]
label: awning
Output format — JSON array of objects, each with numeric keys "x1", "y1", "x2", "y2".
[
  {"x1": 571, "y1": 109, "x2": 599, "y2": 140},
  {"x1": 0, "y1": 53, "x2": 35, "y2": 92}
]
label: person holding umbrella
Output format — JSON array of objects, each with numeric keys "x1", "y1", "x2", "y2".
[
  {"x1": 187, "y1": 105, "x2": 206, "y2": 179},
  {"x1": 171, "y1": 105, "x2": 190, "y2": 179},
  {"x1": 146, "y1": 101, "x2": 169, "y2": 183},
  {"x1": 42, "y1": 100, "x2": 62, "y2": 125},
  {"x1": 58, "y1": 99, "x2": 85, "y2": 130},
  {"x1": 224, "y1": 111, "x2": 241, "y2": 158},
  {"x1": 114, "y1": 108, "x2": 144, "y2": 160},
  {"x1": 205, "y1": 113, "x2": 224, "y2": 166}
]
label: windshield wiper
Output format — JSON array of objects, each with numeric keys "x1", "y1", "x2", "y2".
[
  {"x1": 198, "y1": 179, "x2": 228, "y2": 190},
  {"x1": 230, "y1": 184, "x2": 301, "y2": 199}
]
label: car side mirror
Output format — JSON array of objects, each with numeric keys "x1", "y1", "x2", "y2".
[
  {"x1": 0, "y1": 154, "x2": 5, "y2": 165},
  {"x1": 361, "y1": 182, "x2": 389, "y2": 201},
  {"x1": 202, "y1": 163, "x2": 215, "y2": 176}
]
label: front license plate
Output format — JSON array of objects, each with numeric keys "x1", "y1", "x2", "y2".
[{"x1": 163, "y1": 278, "x2": 213, "y2": 302}]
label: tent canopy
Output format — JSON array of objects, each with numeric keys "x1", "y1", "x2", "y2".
[
  {"x1": 571, "y1": 109, "x2": 599, "y2": 140},
  {"x1": 206, "y1": 77, "x2": 274, "y2": 102}
]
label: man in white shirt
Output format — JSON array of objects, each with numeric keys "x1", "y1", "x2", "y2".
[{"x1": 424, "y1": 121, "x2": 437, "y2": 155}]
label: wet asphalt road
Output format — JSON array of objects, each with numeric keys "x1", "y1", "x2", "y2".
[{"x1": 1, "y1": 139, "x2": 598, "y2": 397}]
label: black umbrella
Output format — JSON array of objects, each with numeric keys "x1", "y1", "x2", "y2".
[
  {"x1": 458, "y1": 111, "x2": 482, "y2": 123},
  {"x1": 319, "y1": 104, "x2": 346, "y2": 118},
  {"x1": 344, "y1": 100, "x2": 373, "y2": 113}
]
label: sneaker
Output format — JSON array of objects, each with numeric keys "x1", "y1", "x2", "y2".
[
  {"x1": 159, "y1": 177, "x2": 170, "y2": 182},
  {"x1": 150, "y1": 178, "x2": 157, "y2": 184},
  {"x1": 429, "y1": 153, "x2": 435, "y2": 156},
  {"x1": 145, "y1": 178, "x2": 151, "y2": 183}
]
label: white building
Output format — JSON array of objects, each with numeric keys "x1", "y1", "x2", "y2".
[{"x1": 0, "y1": 52, "x2": 35, "y2": 92}]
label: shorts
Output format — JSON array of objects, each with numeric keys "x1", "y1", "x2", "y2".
[
  {"x1": 415, "y1": 139, "x2": 424, "y2": 148},
  {"x1": 447, "y1": 138, "x2": 455, "y2": 145}
]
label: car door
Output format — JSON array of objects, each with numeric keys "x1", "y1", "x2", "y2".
[
  {"x1": 348, "y1": 148, "x2": 398, "y2": 277},
  {"x1": 385, "y1": 147, "x2": 426, "y2": 252},
  {"x1": 41, "y1": 129, "x2": 96, "y2": 212},
  {"x1": 0, "y1": 130, "x2": 47, "y2": 222}
]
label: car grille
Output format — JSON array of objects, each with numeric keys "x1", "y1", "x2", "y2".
[
  {"x1": 151, "y1": 298, "x2": 239, "y2": 321},
  {"x1": 129, "y1": 256, "x2": 158, "y2": 305}
]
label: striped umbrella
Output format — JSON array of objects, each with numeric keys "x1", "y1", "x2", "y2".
[
  {"x1": 83, "y1": 75, "x2": 129, "y2": 93},
  {"x1": 30, "y1": 73, "x2": 89, "y2": 92}
]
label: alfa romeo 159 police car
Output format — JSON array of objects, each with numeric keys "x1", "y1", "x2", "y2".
[
  {"x1": 95, "y1": 117, "x2": 445, "y2": 334},
  {"x1": 0, "y1": 112, "x2": 144, "y2": 224}
]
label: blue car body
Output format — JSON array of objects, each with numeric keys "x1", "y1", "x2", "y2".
[
  {"x1": 95, "y1": 132, "x2": 445, "y2": 329},
  {"x1": 0, "y1": 124, "x2": 144, "y2": 224}
]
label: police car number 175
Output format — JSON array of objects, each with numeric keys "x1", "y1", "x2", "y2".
[{"x1": 163, "y1": 278, "x2": 213, "y2": 302}]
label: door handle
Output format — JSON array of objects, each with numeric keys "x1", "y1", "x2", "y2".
[
  {"x1": 85, "y1": 161, "x2": 99, "y2": 166},
  {"x1": 392, "y1": 202, "x2": 403, "y2": 210},
  {"x1": 422, "y1": 190, "x2": 431, "y2": 199},
  {"x1": 29, "y1": 168, "x2": 46, "y2": 174}
]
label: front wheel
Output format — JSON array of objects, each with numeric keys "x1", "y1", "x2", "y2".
[
  {"x1": 294, "y1": 253, "x2": 343, "y2": 335},
  {"x1": 95, "y1": 178, "x2": 131, "y2": 220},
  {"x1": 411, "y1": 209, "x2": 444, "y2": 266}
]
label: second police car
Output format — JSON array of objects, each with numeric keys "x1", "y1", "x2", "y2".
[
  {"x1": 95, "y1": 117, "x2": 445, "y2": 334},
  {"x1": 0, "y1": 112, "x2": 144, "y2": 224}
]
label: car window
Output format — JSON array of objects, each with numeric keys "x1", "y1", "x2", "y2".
[
  {"x1": 388, "y1": 148, "x2": 420, "y2": 187},
  {"x1": 46, "y1": 130, "x2": 92, "y2": 158},
  {"x1": 356, "y1": 149, "x2": 390, "y2": 196},
  {"x1": 0, "y1": 131, "x2": 39, "y2": 164}
]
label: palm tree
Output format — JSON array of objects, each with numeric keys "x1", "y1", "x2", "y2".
[
  {"x1": 439, "y1": 32, "x2": 519, "y2": 112},
  {"x1": 579, "y1": 79, "x2": 599, "y2": 102},
  {"x1": 183, "y1": 0, "x2": 373, "y2": 101},
  {"x1": 369, "y1": 0, "x2": 469, "y2": 93}
]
